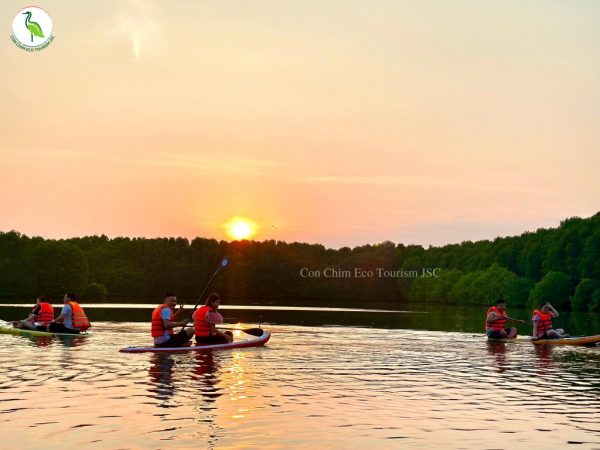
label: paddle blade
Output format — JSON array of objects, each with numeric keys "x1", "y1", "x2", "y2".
[
  {"x1": 219, "y1": 326, "x2": 265, "y2": 337},
  {"x1": 221, "y1": 257, "x2": 229, "y2": 268},
  {"x1": 242, "y1": 328, "x2": 264, "y2": 337}
]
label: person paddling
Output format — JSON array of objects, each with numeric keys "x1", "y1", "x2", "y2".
[
  {"x1": 152, "y1": 293, "x2": 194, "y2": 347},
  {"x1": 532, "y1": 302, "x2": 569, "y2": 340},
  {"x1": 12, "y1": 295, "x2": 54, "y2": 331},
  {"x1": 48, "y1": 293, "x2": 91, "y2": 334},
  {"x1": 193, "y1": 293, "x2": 233, "y2": 345},
  {"x1": 485, "y1": 299, "x2": 519, "y2": 339}
]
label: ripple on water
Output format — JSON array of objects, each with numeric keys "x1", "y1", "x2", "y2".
[{"x1": 1, "y1": 323, "x2": 600, "y2": 448}]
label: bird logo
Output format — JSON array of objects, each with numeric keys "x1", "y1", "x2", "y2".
[
  {"x1": 10, "y1": 6, "x2": 54, "y2": 51},
  {"x1": 22, "y1": 11, "x2": 45, "y2": 43}
]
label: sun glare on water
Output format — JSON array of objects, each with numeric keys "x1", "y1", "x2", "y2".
[{"x1": 225, "y1": 217, "x2": 257, "y2": 240}]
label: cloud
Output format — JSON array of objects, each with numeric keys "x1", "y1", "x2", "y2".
[
  {"x1": 303, "y1": 174, "x2": 425, "y2": 186},
  {"x1": 146, "y1": 152, "x2": 282, "y2": 176},
  {"x1": 113, "y1": 0, "x2": 165, "y2": 62},
  {"x1": 299, "y1": 173, "x2": 554, "y2": 195}
]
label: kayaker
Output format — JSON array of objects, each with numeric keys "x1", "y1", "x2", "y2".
[
  {"x1": 48, "y1": 293, "x2": 91, "y2": 334},
  {"x1": 193, "y1": 293, "x2": 233, "y2": 344},
  {"x1": 12, "y1": 295, "x2": 54, "y2": 331},
  {"x1": 152, "y1": 293, "x2": 194, "y2": 347},
  {"x1": 532, "y1": 302, "x2": 569, "y2": 340},
  {"x1": 485, "y1": 299, "x2": 519, "y2": 339}
]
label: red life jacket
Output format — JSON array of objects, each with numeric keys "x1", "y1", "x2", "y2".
[
  {"x1": 193, "y1": 305, "x2": 215, "y2": 337},
  {"x1": 68, "y1": 301, "x2": 91, "y2": 331},
  {"x1": 151, "y1": 304, "x2": 175, "y2": 337},
  {"x1": 532, "y1": 310, "x2": 553, "y2": 337},
  {"x1": 485, "y1": 306, "x2": 507, "y2": 331},
  {"x1": 34, "y1": 302, "x2": 54, "y2": 324}
]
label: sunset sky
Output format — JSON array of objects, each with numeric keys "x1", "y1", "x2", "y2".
[{"x1": 1, "y1": 1, "x2": 599, "y2": 247}]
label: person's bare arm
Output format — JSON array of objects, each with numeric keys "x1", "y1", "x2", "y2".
[
  {"x1": 546, "y1": 303, "x2": 559, "y2": 318},
  {"x1": 52, "y1": 312, "x2": 66, "y2": 323},
  {"x1": 486, "y1": 312, "x2": 497, "y2": 323}
]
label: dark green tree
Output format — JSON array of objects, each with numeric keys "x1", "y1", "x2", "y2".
[
  {"x1": 528, "y1": 271, "x2": 571, "y2": 310},
  {"x1": 83, "y1": 282, "x2": 108, "y2": 301},
  {"x1": 571, "y1": 279, "x2": 600, "y2": 312}
]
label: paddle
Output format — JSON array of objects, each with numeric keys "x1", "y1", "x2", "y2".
[
  {"x1": 180, "y1": 257, "x2": 229, "y2": 332},
  {"x1": 506, "y1": 317, "x2": 532, "y2": 326},
  {"x1": 217, "y1": 326, "x2": 264, "y2": 337}
]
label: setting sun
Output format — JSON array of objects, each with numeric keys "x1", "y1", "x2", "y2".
[{"x1": 225, "y1": 217, "x2": 257, "y2": 240}]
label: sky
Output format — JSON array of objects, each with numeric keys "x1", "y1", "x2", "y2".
[{"x1": 1, "y1": 0, "x2": 599, "y2": 248}]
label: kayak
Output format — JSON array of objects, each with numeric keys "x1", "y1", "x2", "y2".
[
  {"x1": 487, "y1": 335, "x2": 600, "y2": 346},
  {"x1": 532, "y1": 335, "x2": 600, "y2": 346},
  {"x1": 0, "y1": 320, "x2": 89, "y2": 338},
  {"x1": 487, "y1": 337, "x2": 531, "y2": 344},
  {"x1": 120, "y1": 329, "x2": 271, "y2": 353}
]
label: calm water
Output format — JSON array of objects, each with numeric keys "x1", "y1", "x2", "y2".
[{"x1": 1, "y1": 305, "x2": 600, "y2": 449}]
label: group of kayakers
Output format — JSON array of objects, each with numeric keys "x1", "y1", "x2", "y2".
[
  {"x1": 12, "y1": 293, "x2": 91, "y2": 334},
  {"x1": 485, "y1": 299, "x2": 569, "y2": 340},
  {"x1": 11, "y1": 291, "x2": 232, "y2": 347},
  {"x1": 151, "y1": 292, "x2": 233, "y2": 348},
  {"x1": 12, "y1": 292, "x2": 569, "y2": 344},
  {"x1": 12, "y1": 291, "x2": 230, "y2": 347}
]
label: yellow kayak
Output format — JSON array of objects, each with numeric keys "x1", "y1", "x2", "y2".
[
  {"x1": 532, "y1": 335, "x2": 600, "y2": 346},
  {"x1": 0, "y1": 320, "x2": 89, "y2": 338},
  {"x1": 489, "y1": 334, "x2": 600, "y2": 346}
]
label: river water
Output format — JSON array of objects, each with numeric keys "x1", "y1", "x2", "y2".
[{"x1": 1, "y1": 305, "x2": 599, "y2": 449}]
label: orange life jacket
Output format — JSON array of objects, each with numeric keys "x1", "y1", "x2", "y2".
[
  {"x1": 532, "y1": 310, "x2": 553, "y2": 337},
  {"x1": 34, "y1": 302, "x2": 54, "y2": 324},
  {"x1": 193, "y1": 305, "x2": 215, "y2": 337},
  {"x1": 485, "y1": 306, "x2": 507, "y2": 331},
  {"x1": 151, "y1": 304, "x2": 175, "y2": 337},
  {"x1": 68, "y1": 301, "x2": 91, "y2": 331}
]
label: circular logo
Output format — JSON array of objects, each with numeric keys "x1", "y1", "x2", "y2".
[{"x1": 11, "y1": 6, "x2": 54, "y2": 51}]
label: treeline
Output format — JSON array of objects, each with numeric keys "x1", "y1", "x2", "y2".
[
  {"x1": 404, "y1": 214, "x2": 600, "y2": 312},
  {"x1": 0, "y1": 212, "x2": 599, "y2": 310},
  {"x1": 0, "y1": 233, "x2": 400, "y2": 304}
]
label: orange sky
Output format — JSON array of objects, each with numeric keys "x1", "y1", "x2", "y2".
[{"x1": 1, "y1": 1, "x2": 599, "y2": 247}]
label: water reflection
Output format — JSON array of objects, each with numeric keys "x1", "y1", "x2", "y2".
[
  {"x1": 2, "y1": 321, "x2": 600, "y2": 449},
  {"x1": 192, "y1": 352, "x2": 222, "y2": 405},
  {"x1": 148, "y1": 353, "x2": 176, "y2": 407},
  {"x1": 485, "y1": 340, "x2": 507, "y2": 372},
  {"x1": 20, "y1": 334, "x2": 89, "y2": 350},
  {"x1": 191, "y1": 352, "x2": 222, "y2": 449},
  {"x1": 27, "y1": 336, "x2": 53, "y2": 348},
  {"x1": 57, "y1": 335, "x2": 88, "y2": 348},
  {"x1": 533, "y1": 344, "x2": 554, "y2": 373}
]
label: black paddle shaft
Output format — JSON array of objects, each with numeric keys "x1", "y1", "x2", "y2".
[{"x1": 180, "y1": 257, "x2": 229, "y2": 332}]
